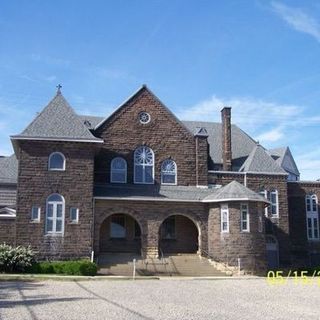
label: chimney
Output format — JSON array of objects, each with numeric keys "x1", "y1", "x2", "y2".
[{"x1": 221, "y1": 107, "x2": 232, "y2": 171}]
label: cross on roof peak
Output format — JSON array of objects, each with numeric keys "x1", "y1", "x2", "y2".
[{"x1": 56, "y1": 84, "x2": 62, "y2": 94}]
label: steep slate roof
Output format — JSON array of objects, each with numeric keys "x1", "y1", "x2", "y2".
[
  {"x1": 0, "y1": 185, "x2": 17, "y2": 207},
  {"x1": 269, "y1": 147, "x2": 300, "y2": 176},
  {"x1": 203, "y1": 180, "x2": 270, "y2": 204},
  {"x1": 181, "y1": 121, "x2": 257, "y2": 167},
  {"x1": 11, "y1": 93, "x2": 103, "y2": 143},
  {"x1": 0, "y1": 155, "x2": 18, "y2": 184},
  {"x1": 94, "y1": 184, "x2": 215, "y2": 202},
  {"x1": 239, "y1": 144, "x2": 287, "y2": 174}
]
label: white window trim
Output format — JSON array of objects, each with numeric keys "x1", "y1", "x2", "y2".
[
  {"x1": 45, "y1": 194, "x2": 65, "y2": 235},
  {"x1": 110, "y1": 157, "x2": 127, "y2": 183},
  {"x1": 134, "y1": 146, "x2": 155, "y2": 185},
  {"x1": 306, "y1": 194, "x2": 319, "y2": 241},
  {"x1": 240, "y1": 203, "x2": 250, "y2": 232},
  {"x1": 161, "y1": 159, "x2": 177, "y2": 185},
  {"x1": 70, "y1": 207, "x2": 79, "y2": 223},
  {"x1": 220, "y1": 204, "x2": 229, "y2": 233},
  {"x1": 48, "y1": 152, "x2": 66, "y2": 171},
  {"x1": 270, "y1": 189, "x2": 279, "y2": 218},
  {"x1": 31, "y1": 206, "x2": 41, "y2": 222}
]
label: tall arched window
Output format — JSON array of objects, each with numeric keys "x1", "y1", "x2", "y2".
[
  {"x1": 161, "y1": 159, "x2": 177, "y2": 185},
  {"x1": 110, "y1": 157, "x2": 127, "y2": 183},
  {"x1": 134, "y1": 146, "x2": 154, "y2": 184},
  {"x1": 46, "y1": 194, "x2": 65, "y2": 234},
  {"x1": 306, "y1": 194, "x2": 319, "y2": 240},
  {"x1": 48, "y1": 152, "x2": 66, "y2": 171}
]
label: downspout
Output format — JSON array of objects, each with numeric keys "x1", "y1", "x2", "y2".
[{"x1": 244, "y1": 172, "x2": 247, "y2": 187}]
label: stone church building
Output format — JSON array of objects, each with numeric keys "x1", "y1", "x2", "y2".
[{"x1": 0, "y1": 85, "x2": 319, "y2": 273}]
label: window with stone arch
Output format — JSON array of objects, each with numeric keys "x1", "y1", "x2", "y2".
[
  {"x1": 48, "y1": 152, "x2": 66, "y2": 171},
  {"x1": 306, "y1": 194, "x2": 319, "y2": 240},
  {"x1": 110, "y1": 157, "x2": 127, "y2": 183},
  {"x1": 134, "y1": 146, "x2": 154, "y2": 184},
  {"x1": 161, "y1": 159, "x2": 177, "y2": 185},
  {"x1": 46, "y1": 194, "x2": 65, "y2": 235}
]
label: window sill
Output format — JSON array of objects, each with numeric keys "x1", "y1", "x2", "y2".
[
  {"x1": 68, "y1": 221, "x2": 79, "y2": 225},
  {"x1": 308, "y1": 239, "x2": 320, "y2": 242},
  {"x1": 44, "y1": 233, "x2": 64, "y2": 237},
  {"x1": 30, "y1": 220, "x2": 40, "y2": 223}
]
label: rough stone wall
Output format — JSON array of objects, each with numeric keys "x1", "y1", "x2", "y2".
[
  {"x1": 94, "y1": 88, "x2": 207, "y2": 186},
  {"x1": 288, "y1": 182, "x2": 320, "y2": 266},
  {"x1": 0, "y1": 218, "x2": 16, "y2": 245},
  {"x1": 208, "y1": 202, "x2": 267, "y2": 273},
  {"x1": 210, "y1": 172, "x2": 291, "y2": 266},
  {"x1": 16, "y1": 140, "x2": 96, "y2": 259},
  {"x1": 195, "y1": 136, "x2": 208, "y2": 186},
  {"x1": 94, "y1": 199, "x2": 208, "y2": 257}
]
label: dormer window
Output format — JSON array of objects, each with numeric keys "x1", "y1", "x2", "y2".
[
  {"x1": 110, "y1": 157, "x2": 127, "y2": 183},
  {"x1": 134, "y1": 146, "x2": 154, "y2": 184},
  {"x1": 48, "y1": 152, "x2": 65, "y2": 171},
  {"x1": 161, "y1": 159, "x2": 177, "y2": 185}
]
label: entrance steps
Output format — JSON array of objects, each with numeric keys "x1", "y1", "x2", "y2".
[{"x1": 97, "y1": 253, "x2": 227, "y2": 277}]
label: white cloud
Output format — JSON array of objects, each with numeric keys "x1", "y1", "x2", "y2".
[
  {"x1": 295, "y1": 148, "x2": 320, "y2": 180},
  {"x1": 177, "y1": 95, "x2": 302, "y2": 131},
  {"x1": 256, "y1": 127, "x2": 284, "y2": 143},
  {"x1": 271, "y1": 1, "x2": 320, "y2": 42}
]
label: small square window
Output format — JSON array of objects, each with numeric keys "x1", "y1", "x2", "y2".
[
  {"x1": 70, "y1": 207, "x2": 79, "y2": 223},
  {"x1": 31, "y1": 206, "x2": 40, "y2": 222}
]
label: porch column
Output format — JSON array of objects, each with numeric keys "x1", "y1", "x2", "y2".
[{"x1": 142, "y1": 220, "x2": 159, "y2": 258}]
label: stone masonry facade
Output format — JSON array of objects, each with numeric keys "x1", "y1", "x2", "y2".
[{"x1": 0, "y1": 85, "x2": 319, "y2": 274}]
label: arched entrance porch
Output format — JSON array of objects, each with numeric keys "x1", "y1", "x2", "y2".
[
  {"x1": 99, "y1": 213, "x2": 142, "y2": 253},
  {"x1": 159, "y1": 214, "x2": 200, "y2": 254}
]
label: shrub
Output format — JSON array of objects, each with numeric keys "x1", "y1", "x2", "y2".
[
  {"x1": 0, "y1": 244, "x2": 36, "y2": 273},
  {"x1": 32, "y1": 260, "x2": 97, "y2": 276}
]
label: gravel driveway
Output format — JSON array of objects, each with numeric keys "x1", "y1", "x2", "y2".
[{"x1": 0, "y1": 278, "x2": 319, "y2": 320}]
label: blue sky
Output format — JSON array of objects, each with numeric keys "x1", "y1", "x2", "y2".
[{"x1": 1, "y1": 0, "x2": 320, "y2": 179}]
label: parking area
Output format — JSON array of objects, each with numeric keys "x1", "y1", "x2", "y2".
[{"x1": 0, "y1": 278, "x2": 319, "y2": 319}]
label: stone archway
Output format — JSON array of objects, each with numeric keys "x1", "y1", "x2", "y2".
[
  {"x1": 159, "y1": 214, "x2": 200, "y2": 254},
  {"x1": 99, "y1": 213, "x2": 142, "y2": 254}
]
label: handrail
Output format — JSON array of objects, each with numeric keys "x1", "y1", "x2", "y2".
[{"x1": 200, "y1": 248, "x2": 237, "y2": 274}]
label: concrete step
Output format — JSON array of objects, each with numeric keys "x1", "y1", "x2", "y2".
[{"x1": 97, "y1": 253, "x2": 227, "y2": 277}]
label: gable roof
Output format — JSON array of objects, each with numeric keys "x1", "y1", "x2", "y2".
[
  {"x1": 93, "y1": 85, "x2": 193, "y2": 137},
  {"x1": 202, "y1": 180, "x2": 270, "y2": 203},
  {"x1": 239, "y1": 144, "x2": 287, "y2": 174},
  {"x1": 11, "y1": 92, "x2": 103, "y2": 143},
  {"x1": 269, "y1": 147, "x2": 300, "y2": 176},
  {"x1": 0, "y1": 155, "x2": 18, "y2": 184}
]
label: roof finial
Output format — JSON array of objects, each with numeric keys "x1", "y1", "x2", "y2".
[{"x1": 56, "y1": 84, "x2": 62, "y2": 95}]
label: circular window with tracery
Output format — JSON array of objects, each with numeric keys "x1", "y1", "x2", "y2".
[{"x1": 139, "y1": 112, "x2": 151, "y2": 124}]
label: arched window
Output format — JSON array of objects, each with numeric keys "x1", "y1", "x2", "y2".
[
  {"x1": 48, "y1": 152, "x2": 65, "y2": 171},
  {"x1": 306, "y1": 194, "x2": 319, "y2": 240},
  {"x1": 110, "y1": 157, "x2": 127, "y2": 183},
  {"x1": 46, "y1": 194, "x2": 64, "y2": 234},
  {"x1": 161, "y1": 159, "x2": 177, "y2": 185},
  {"x1": 134, "y1": 146, "x2": 154, "y2": 184}
]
